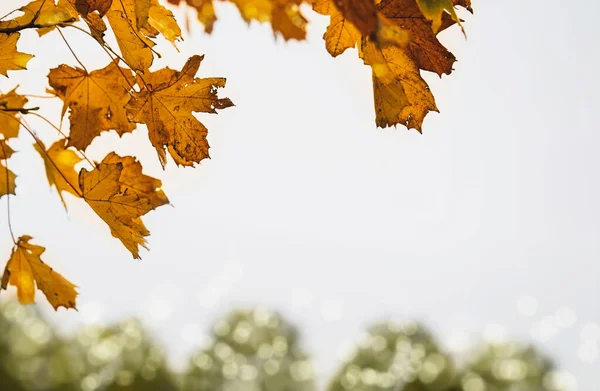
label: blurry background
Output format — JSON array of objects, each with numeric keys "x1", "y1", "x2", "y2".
[{"x1": 1, "y1": 0, "x2": 599, "y2": 390}]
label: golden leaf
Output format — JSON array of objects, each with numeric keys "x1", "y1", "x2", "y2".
[
  {"x1": 0, "y1": 88, "x2": 28, "y2": 139},
  {"x1": 167, "y1": 0, "x2": 216, "y2": 33},
  {"x1": 126, "y1": 55, "x2": 233, "y2": 168},
  {"x1": 47, "y1": 61, "x2": 135, "y2": 150},
  {"x1": 313, "y1": 0, "x2": 361, "y2": 57},
  {"x1": 229, "y1": 0, "x2": 307, "y2": 40},
  {"x1": 79, "y1": 153, "x2": 168, "y2": 258},
  {"x1": 34, "y1": 139, "x2": 82, "y2": 209},
  {"x1": 0, "y1": 0, "x2": 77, "y2": 35},
  {"x1": 0, "y1": 140, "x2": 16, "y2": 199},
  {"x1": 144, "y1": 0, "x2": 182, "y2": 44},
  {"x1": 106, "y1": 0, "x2": 155, "y2": 72},
  {"x1": 361, "y1": 39, "x2": 437, "y2": 131},
  {"x1": 0, "y1": 34, "x2": 33, "y2": 77},
  {"x1": 1, "y1": 235, "x2": 77, "y2": 310}
]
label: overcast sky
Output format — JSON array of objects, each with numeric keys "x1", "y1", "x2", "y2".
[{"x1": 1, "y1": 0, "x2": 599, "y2": 389}]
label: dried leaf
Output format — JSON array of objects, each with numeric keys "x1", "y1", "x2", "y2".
[
  {"x1": 313, "y1": 0, "x2": 361, "y2": 57},
  {"x1": 230, "y1": 0, "x2": 307, "y2": 40},
  {"x1": 416, "y1": 0, "x2": 463, "y2": 34},
  {"x1": 360, "y1": 39, "x2": 437, "y2": 130},
  {"x1": 47, "y1": 61, "x2": 135, "y2": 150},
  {"x1": 1, "y1": 235, "x2": 77, "y2": 310},
  {"x1": 79, "y1": 153, "x2": 168, "y2": 258},
  {"x1": 0, "y1": 34, "x2": 33, "y2": 77},
  {"x1": 74, "y1": 0, "x2": 113, "y2": 16},
  {"x1": 34, "y1": 139, "x2": 82, "y2": 209},
  {"x1": 106, "y1": 0, "x2": 155, "y2": 72},
  {"x1": 0, "y1": 88, "x2": 28, "y2": 140},
  {"x1": 126, "y1": 55, "x2": 233, "y2": 168}
]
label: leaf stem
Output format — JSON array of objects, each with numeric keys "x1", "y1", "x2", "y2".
[{"x1": 57, "y1": 27, "x2": 88, "y2": 72}]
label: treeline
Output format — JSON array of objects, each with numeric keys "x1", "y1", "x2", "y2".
[{"x1": 0, "y1": 299, "x2": 564, "y2": 391}]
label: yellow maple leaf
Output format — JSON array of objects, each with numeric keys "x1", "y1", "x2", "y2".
[
  {"x1": 126, "y1": 55, "x2": 233, "y2": 168},
  {"x1": 1, "y1": 235, "x2": 77, "y2": 310},
  {"x1": 144, "y1": 0, "x2": 183, "y2": 44},
  {"x1": 47, "y1": 61, "x2": 136, "y2": 150},
  {"x1": 0, "y1": 88, "x2": 28, "y2": 139},
  {"x1": 106, "y1": 0, "x2": 155, "y2": 72},
  {"x1": 0, "y1": 140, "x2": 16, "y2": 199},
  {"x1": 167, "y1": 0, "x2": 216, "y2": 33},
  {"x1": 79, "y1": 153, "x2": 168, "y2": 258},
  {"x1": 229, "y1": 0, "x2": 307, "y2": 40},
  {"x1": 0, "y1": 33, "x2": 34, "y2": 77},
  {"x1": 313, "y1": 0, "x2": 361, "y2": 57},
  {"x1": 34, "y1": 139, "x2": 82, "y2": 209},
  {"x1": 0, "y1": 0, "x2": 77, "y2": 35},
  {"x1": 361, "y1": 39, "x2": 437, "y2": 131}
]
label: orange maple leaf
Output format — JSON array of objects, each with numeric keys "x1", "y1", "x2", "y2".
[
  {"x1": 1, "y1": 235, "x2": 77, "y2": 310},
  {"x1": 79, "y1": 153, "x2": 169, "y2": 258},
  {"x1": 126, "y1": 55, "x2": 233, "y2": 168}
]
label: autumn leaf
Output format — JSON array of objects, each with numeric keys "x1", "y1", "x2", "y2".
[
  {"x1": 313, "y1": 0, "x2": 361, "y2": 57},
  {"x1": 126, "y1": 55, "x2": 233, "y2": 168},
  {"x1": 0, "y1": 34, "x2": 34, "y2": 77},
  {"x1": 79, "y1": 153, "x2": 169, "y2": 258},
  {"x1": 0, "y1": 0, "x2": 77, "y2": 35},
  {"x1": 144, "y1": 0, "x2": 183, "y2": 44},
  {"x1": 360, "y1": 39, "x2": 437, "y2": 130},
  {"x1": 167, "y1": 0, "x2": 216, "y2": 33},
  {"x1": 74, "y1": 0, "x2": 113, "y2": 16},
  {"x1": 0, "y1": 140, "x2": 16, "y2": 199},
  {"x1": 1, "y1": 235, "x2": 77, "y2": 310},
  {"x1": 106, "y1": 0, "x2": 155, "y2": 72},
  {"x1": 34, "y1": 139, "x2": 82, "y2": 209},
  {"x1": 416, "y1": 0, "x2": 464, "y2": 34},
  {"x1": 0, "y1": 88, "x2": 28, "y2": 140},
  {"x1": 47, "y1": 61, "x2": 135, "y2": 150},
  {"x1": 229, "y1": 0, "x2": 308, "y2": 40}
]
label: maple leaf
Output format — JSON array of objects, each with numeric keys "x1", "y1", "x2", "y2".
[
  {"x1": 0, "y1": 33, "x2": 34, "y2": 77},
  {"x1": 313, "y1": 0, "x2": 361, "y2": 57},
  {"x1": 47, "y1": 61, "x2": 135, "y2": 150},
  {"x1": 167, "y1": 0, "x2": 216, "y2": 33},
  {"x1": 143, "y1": 0, "x2": 183, "y2": 44},
  {"x1": 106, "y1": 0, "x2": 156, "y2": 72},
  {"x1": 79, "y1": 153, "x2": 169, "y2": 258},
  {"x1": 360, "y1": 39, "x2": 437, "y2": 130},
  {"x1": 126, "y1": 55, "x2": 233, "y2": 168},
  {"x1": 416, "y1": 0, "x2": 464, "y2": 34},
  {"x1": 0, "y1": 88, "x2": 28, "y2": 140},
  {"x1": 313, "y1": 0, "x2": 409, "y2": 57},
  {"x1": 229, "y1": 0, "x2": 308, "y2": 40},
  {"x1": 0, "y1": 140, "x2": 16, "y2": 199},
  {"x1": 34, "y1": 139, "x2": 82, "y2": 209},
  {"x1": 0, "y1": 0, "x2": 77, "y2": 35},
  {"x1": 1, "y1": 235, "x2": 77, "y2": 310},
  {"x1": 74, "y1": 0, "x2": 113, "y2": 16}
]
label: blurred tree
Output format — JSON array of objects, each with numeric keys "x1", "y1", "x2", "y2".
[
  {"x1": 183, "y1": 308, "x2": 316, "y2": 391},
  {"x1": 455, "y1": 342, "x2": 563, "y2": 391},
  {"x1": 326, "y1": 321, "x2": 456, "y2": 391}
]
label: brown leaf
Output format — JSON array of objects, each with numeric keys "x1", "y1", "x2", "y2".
[
  {"x1": 126, "y1": 55, "x2": 233, "y2": 168},
  {"x1": 34, "y1": 139, "x2": 82, "y2": 209},
  {"x1": 79, "y1": 153, "x2": 168, "y2": 258},
  {"x1": 75, "y1": 0, "x2": 113, "y2": 16},
  {"x1": 47, "y1": 61, "x2": 135, "y2": 150},
  {"x1": 1, "y1": 235, "x2": 77, "y2": 311}
]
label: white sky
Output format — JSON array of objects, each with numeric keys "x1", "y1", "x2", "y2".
[{"x1": 1, "y1": 0, "x2": 599, "y2": 389}]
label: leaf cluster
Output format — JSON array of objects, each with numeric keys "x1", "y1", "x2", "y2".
[{"x1": 0, "y1": 0, "x2": 471, "y2": 311}]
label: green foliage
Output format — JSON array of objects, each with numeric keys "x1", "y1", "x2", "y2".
[{"x1": 0, "y1": 299, "x2": 566, "y2": 391}]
